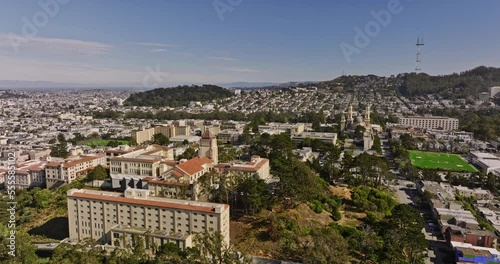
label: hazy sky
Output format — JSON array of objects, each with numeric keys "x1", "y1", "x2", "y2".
[{"x1": 0, "y1": 0, "x2": 499, "y2": 88}]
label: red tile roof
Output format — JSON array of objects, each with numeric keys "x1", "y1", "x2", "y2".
[
  {"x1": 215, "y1": 158, "x2": 269, "y2": 172},
  {"x1": 175, "y1": 157, "x2": 213, "y2": 176},
  {"x1": 63, "y1": 155, "x2": 105, "y2": 168},
  {"x1": 69, "y1": 191, "x2": 225, "y2": 213},
  {"x1": 172, "y1": 170, "x2": 183, "y2": 178},
  {"x1": 111, "y1": 157, "x2": 160, "y2": 163},
  {"x1": 161, "y1": 160, "x2": 178, "y2": 166}
]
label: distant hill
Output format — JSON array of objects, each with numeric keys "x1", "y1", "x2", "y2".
[
  {"x1": 317, "y1": 66, "x2": 500, "y2": 99},
  {"x1": 218, "y1": 82, "x2": 280, "y2": 88},
  {"x1": 123, "y1": 84, "x2": 233, "y2": 107},
  {"x1": 400, "y1": 66, "x2": 500, "y2": 98}
]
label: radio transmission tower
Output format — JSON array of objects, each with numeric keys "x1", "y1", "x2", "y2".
[{"x1": 415, "y1": 36, "x2": 424, "y2": 73}]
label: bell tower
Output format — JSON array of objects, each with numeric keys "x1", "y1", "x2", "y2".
[{"x1": 199, "y1": 129, "x2": 218, "y2": 164}]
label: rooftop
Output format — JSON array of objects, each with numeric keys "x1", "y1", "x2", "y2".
[{"x1": 67, "y1": 188, "x2": 228, "y2": 213}]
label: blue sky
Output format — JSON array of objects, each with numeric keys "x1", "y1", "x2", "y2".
[{"x1": 0, "y1": 0, "x2": 499, "y2": 88}]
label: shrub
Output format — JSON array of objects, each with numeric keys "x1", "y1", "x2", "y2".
[{"x1": 310, "y1": 200, "x2": 324, "y2": 214}]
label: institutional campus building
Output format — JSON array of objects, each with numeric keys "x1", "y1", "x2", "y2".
[
  {"x1": 45, "y1": 154, "x2": 106, "y2": 189},
  {"x1": 67, "y1": 188, "x2": 230, "y2": 250},
  {"x1": 131, "y1": 124, "x2": 190, "y2": 145},
  {"x1": 398, "y1": 116, "x2": 459, "y2": 131}
]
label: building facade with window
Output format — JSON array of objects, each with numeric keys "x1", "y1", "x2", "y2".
[
  {"x1": 398, "y1": 116, "x2": 459, "y2": 130},
  {"x1": 67, "y1": 188, "x2": 230, "y2": 250}
]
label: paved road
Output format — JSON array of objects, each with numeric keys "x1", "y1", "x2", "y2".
[{"x1": 33, "y1": 242, "x2": 58, "y2": 251}]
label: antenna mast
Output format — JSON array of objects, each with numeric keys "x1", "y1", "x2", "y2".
[{"x1": 415, "y1": 36, "x2": 424, "y2": 73}]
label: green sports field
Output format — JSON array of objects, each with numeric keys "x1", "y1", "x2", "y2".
[
  {"x1": 81, "y1": 139, "x2": 130, "y2": 146},
  {"x1": 408, "y1": 151, "x2": 478, "y2": 173}
]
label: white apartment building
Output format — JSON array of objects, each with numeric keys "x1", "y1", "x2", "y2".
[
  {"x1": 258, "y1": 123, "x2": 306, "y2": 135},
  {"x1": 291, "y1": 132, "x2": 338, "y2": 145},
  {"x1": 67, "y1": 188, "x2": 230, "y2": 250},
  {"x1": 45, "y1": 154, "x2": 106, "y2": 189},
  {"x1": 398, "y1": 116, "x2": 459, "y2": 131}
]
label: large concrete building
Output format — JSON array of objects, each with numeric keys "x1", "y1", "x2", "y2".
[
  {"x1": 398, "y1": 115, "x2": 459, "y2": 131},
  {"x1": 291, "y1": 132, "x2": 337, "y2": 145},
  {"x1": 258, "y1": 123, "x2": 305, "y2": 135},
  {"x1": 132, "y1": 124, "x2": 190, "y2": 145},
  {"x1": 67, "y1": 188, "x2": 230, "y2": 250},
  {"x1": 108, "y1": 142, "x2": 218, "y2": 201}
]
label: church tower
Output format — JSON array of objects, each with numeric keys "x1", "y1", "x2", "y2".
[
  {"x1": 199, "y1": 129, "x2": 218, "y2": 164},
  {"x1": 347, "y1": 104, "x2": 354, "y2": 125},
  {"x1": 340, "y1": 114, "x2": 346, "y2": 132},
  {"x1": 364, "y1": 103, "x2": 371, "y2": 125},
  {"x1": 363, "y1": 103, "x2": 373, "y2": 150}
]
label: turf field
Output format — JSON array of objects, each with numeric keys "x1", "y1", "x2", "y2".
[{"x1": 408, "y1": 151, "x2": 478, "y2": 173}]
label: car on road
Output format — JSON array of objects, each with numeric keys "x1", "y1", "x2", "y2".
[{"x1": 47, "y1": 243, "x2": 56, "y2": 247}]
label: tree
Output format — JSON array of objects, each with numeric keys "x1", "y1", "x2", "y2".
[
  {"x1": 33, "y1": 188, "x2": 53, "y2": 209},
  {"x1": 279, "y1": 158, "x2": 326, "y2": 201},
  {"x1": 352, "y1": 153, "x2": 391, "y2": 187},
  {"x1": 50, "y1": 133, "x2": 69, "y2": 158},
  {"x1": 129, "y1": 234, "x2": 147, "y2": 261},
  {"x1": 400, "y1": 133, "x2": 417, "y2": 150},
  {"x1": 302, "y1": 228, "x2": 350, "y2": 264},
  {"x1": 324, "y1": 145, "x2": 342, "y2": 182},
  {"x1": 86, "y1": 165, "x2": 108, "y2": 181},
  {"x1": 371, "y1": 135, "x2": 382, "y2": 154},
  {"x1": 238, "y1": 177, "x2": 270, "y2": 215},
  {"x1": 218, "y1": 145, "x2": 238, "y2": 163},
  {"x1": 50, "y1": 238, "x2": 105, "y2": 264},
  {"x1": 156, "y1": 242, "x2": 185, "y2": 262},
  {"x1": 179, "y1": 147, "x2": 196, "y2": 160},
  {"x1": 107, "y1": 140, "x2": 120, "y2": 148},
  {"x1": 152, "y1": 133, "x2": 170, "y2": 146},
  {"x1": 354, "y1": 125, "x2": 366, "y2": 139},
  {"x1": 0, "y1": 224, "x2": 38, "y2": 264},
  {"x1": 193, "y1": 232, "x2": 251, "y2": 264},
  {"x1": 383, "y1": 204, "x2": 427, "y2": 264},
  {"x1": 357, "y1": 225, "x2": 383, "y2": 264}
]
